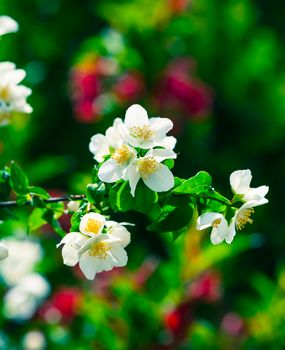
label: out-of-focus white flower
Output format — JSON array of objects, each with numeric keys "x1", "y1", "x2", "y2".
[
  {"x1": 0, "y1": 239, "x2": 42, "y2": 286},
  {"x1": 0, "y1": 241, "x2": 8, "y2": 260},
  {"x1": 125, "y1": 148, "x2": 177, "y2": 196},
  {"x1": 124, "y1": 104, "x2": 176, "y2": 149},
  {"x1": 230, "y1": 169, "x2": 269, "y2": 204},
  {"x1": 0, "y1": 16, "x2": 18, "y2": 36},
  {"x1": 3, "y1": 274, "x2": 50, "y2": 321},
  {"x1": 0, "y1": 62, "x2": 32, "y2": 125},
  {"x1": 196, "y1": 212, "x2": 231, "y2": 245},
  {"x1": 67, "y1": 200, "x2": 80, "y2": 212},
  {"x1": 89, "y1": 118, "x2": 127, "y2": 162},
  {"x1": 57, "y1": 214, "x2": 131, "y2": 280},
  {"x1": 22, "y1": 331, "x2": 46, "y2": 350}
]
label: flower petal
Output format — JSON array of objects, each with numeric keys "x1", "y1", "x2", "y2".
[
  {"x1": 196, "y1": 212, "x2": 224, "y2": 230},
  {"x1": 0, "y1": 16, "x2": 18, "y2": 36},
  {"x1": 226, "y1": 220, "x2": 237, "y2": 244},
  {"x1": 151, "y1": 148, "x2": 177, "y2": 163},
  {"x1": 98, "y1": 158, "x2": 124, "y2": 183},
  {"x1": 89, "y1": 134, "x2": 109, "y2": 162},
  {"x1": 149, "y1": 117, "x2": 173, "y2": 137},
  {"x1": 106, "y1": 221, "x2": 131, "y2": 247},
  {"x1": 79, "y1": 252, "x2": 97, "y2": 280},
  {"x1": 210, "y1": 216, "x2": 228, "y2": 245},
  {"x1": 0, "y1": 241, "x2": 8, "y2": 261},
  {"x1": 155, "y1": 136, "x2": 177, "y2": 150},
  {"x1": 62, "y1": 244, "x2": 79, "y2": 266},
  {"x1": 109, "y1": 245, "x2": 128, "y2": 267},
  {"x1": 243, "y1": 185, "x2": 269, "y2": 203},
  {"x1": 230, "y1": 169, "x2": 252, "y2": 195},
  {"x1": 125, "y1": 104, "x2": 149, "y2": 128},
  {"x1": 143, "y1": 164, "x2": 174, "y2": 192},
  {"x1": 125, "y1": 162, "x2": 140, "y2": 196},
  {"x1": 79, "y1": 213, "x2": 106, "y2": 236}
]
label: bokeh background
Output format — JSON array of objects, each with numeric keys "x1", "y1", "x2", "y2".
[{"x1": 0, "y1": 0, "x2": 285, "y2": 349}]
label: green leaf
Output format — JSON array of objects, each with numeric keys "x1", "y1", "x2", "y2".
[
  {"x1": 29, "y1": 186, "x2": 50, "y2": 199},
  {"x1": 173, "y1": 171, "x2": 212, "y2": 195},
  {"x1": 43, "y1": 209, "x2": 65, "y2": 237},
  {"x1": 147, "y1": 195, "x2": 194, "y2": 233},
  {"x1": 10, "y1": 162, "x2": 29, "y2": 195},
  {"x1": 86, "y1": 183, "x2": 106, "y2": 205},
  {"x1": 116, "y1": 181, "x2": 158, "y2": 214},
  {"x1": 70, "y1": 202, "x2": 88, "y2": 231},
  {"x1": 205, "y1": 189, "x2": 230, "y2": 213},
  {"x1": 28, "y1": 208, "x2": 47, "y2": 231},
  {"x1": 164, "y1": 159, "x2": 175, "y2": 169}
]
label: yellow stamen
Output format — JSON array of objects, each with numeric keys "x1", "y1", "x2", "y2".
[
  {"x1": 89, "y1": 241, "x2": 110, "y2": 258},
  {"x1": 236, "y1": 208, "x2": 254, "y2": 230},
  {"x1": 138, "y1": 157, "x2": 161, "y2": 179},
  {"x1": 130, "y1": 125, "x2": 153, "y2": 141},
  {"x1": 0, "y1": 86, "x2": 10, "y2": 101},
  {"x1": 111, "y1": 145, "x2": 133, "y2": 165},
  {"x1": 85, "y1": 218, "x2": 102, "y2": 234},
  {"x1": 212, "y1": 218, "x2": 221, "y2": 228}
]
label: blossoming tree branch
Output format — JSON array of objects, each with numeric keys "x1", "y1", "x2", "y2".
[{"x1": 0, "y1": 17, "x2": 269, "y2": 280}]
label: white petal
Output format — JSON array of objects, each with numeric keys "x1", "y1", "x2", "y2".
[
  {"x1": 196, "y1": 212, "x2": 223, "y2": 230},
  {"x1": 151, "y1": 148, "x2": 177, "y2": 163},
  {"x1": 0, "y1": 242, "x2": 8, "y2": 260},
  {"x1": 80, "y1": 213, "x2": 105, "y2": 236},
  {"x1": 125, "y1": 162, "x2": 140, "y2": 197},
  {"x1": 226, "y1": 220, "x2": 237, "y2": 244},
  {"x1": 89, "y1": 134, "x2": 109, "y2": 162},
  {"x1": 98, "y1": 158, "x2": 124, "y2": 183},
  {"x1": 3, "y1": 69, "x2": 26, "y2": 85},
  {"x1": 0, "y1": 62, "x2": 16, "y2": 74},
  {"x1": 230, "y1": 169, "x2": 252, "y2": 195},
  {"x1": 210, "y1": 216, "x2": 228, "y2": 245},
  {"x1": 149, "y1": 117, "x2": 173, "y2": 137},
  {"x1": 62, "y1": 244, "x2": 79, "y2": 266},
  {"x1": 243, "y1": 186, "x2": 269, "y2": 203},
  {"x1": 56, "y1": 232, "x2": 86, "y2": 248},
  {"x1": 143, "y1": 164, "x2": 174, "y2": 192},
  {"x1": 109, "y1": 245, "x2": 128, "y2": 267},
  {"x1": 106, "y1": 222, "x2": 131, "y2": 247},
  {"x1": 79, "y1": 252, "x2": 97, "y2": 280},
  {"x1": 125, "y1": 104, "x2": 149, "y2": 128},
  {"x1": 0, "y1": 16, "x2": 18, "y2": 36},
  {"x1": 155, "y1": 136, "x2": 177, "y2": 150}
]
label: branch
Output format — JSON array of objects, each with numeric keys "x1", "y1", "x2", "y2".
[{"x1": 0, "y1": 195, "x2": 85, "y2": 208}]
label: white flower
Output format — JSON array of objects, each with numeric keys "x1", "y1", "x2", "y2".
[
  {"x1": 0, "y1": 16, "x2": 18, "y2": 36},
  {"x1": 228, "y1": 200, "x2": 265, "y2": 243},
  {"x1": 79, "y1": 212, "x2": 106, "y2": 236},
  {"x1": 78, "y1": 234, "x2": 128, "y2": 280},
  {"x1": 197, "y1": 212, "x2": 231, "y2": 245},
  {"x1": 230, "y1": 169, "x2": 269, "y2": 204},
  {"x1": 22, "y1": 331, "x2": 46, "y2": 350},
  {"x1": 98, "y1": 144, "x2": 136, "y2": 183},
  {"x1": 125, "y1": 148, "x2": 177, "y2": 196},
  {"x1": 89, "y1": 118, "x2": 127, "y2": 162},
  {"x1": 0, "y1": 239, "x2": 42, "y2": 286},
  {"x1": 57, "y1": 214, "x2": 131, "y2": 280},
  {"x1": 0, "y1": 62, "x2": 32, "y2": 125},
  {"x1": 3, "y1": 273, "x2": 50, "y2": 321},
  {"x1": 0, "y1": 241, "x2": 8, "y2": 260},
  {"x1": 67, "y1": 200, "x2": 80, "y2": 212},
  {"x1": 124, "y1": 104, "x2": 176, "y2": 149}
]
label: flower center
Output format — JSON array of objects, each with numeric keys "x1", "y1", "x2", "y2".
[
  {"x1": 111, "y1": 145, "x2": 133, "y2": 165},
  {"x1": 212, "y1": 218, "x2": 221, "y2": 228},
  {"x1": 138, "y1": 157, "x2": 160, "y2": 179},
  {"x1": 130, "y1": 125, "x2": 153, "y2": 141},
  {"x1": 236, "y1": 208, "x2": 254, "y2": 230},
  {"x1": 89, "y1": 241, "x2": 110, "y2": 259},
  {"x1": 0, "y1": 86, "x2": 10, "y2": 102},
  {"x1": 85, "y1": 218, "x2": 102, "y2": 234}
]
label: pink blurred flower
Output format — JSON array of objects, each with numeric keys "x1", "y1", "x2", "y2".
[
  {"x1": 114, "y1": 71, "x2": 144, "y2": 102},
  {"x1": 221, "y1": 312, "x2": 245, "y2": 336}
]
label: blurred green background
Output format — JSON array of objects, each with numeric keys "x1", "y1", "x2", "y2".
[{"x1": 0, "y1": 0, "x2": 285, "y2": 349}]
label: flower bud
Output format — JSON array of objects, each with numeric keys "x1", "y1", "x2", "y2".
[{"x1": 67, "y1": 201, "x2": 80, "y2": 212}]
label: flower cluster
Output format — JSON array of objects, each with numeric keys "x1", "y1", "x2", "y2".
[
  {"x1": 89, "y1": 104, "x2": 177, "y2": 196},
  {"x1": 57, "y1": 212, "x2": 131, "y2": 280},
  {"x1": 0, "y1": 17, "x2": 32, "y2": 126},
  {"x1": 197, "y1": 169, "x2": 269, "y2": 245}
]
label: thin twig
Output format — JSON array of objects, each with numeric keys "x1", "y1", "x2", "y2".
[{"x1": 0, "y1": 194, "x2": 85, "y2": 208}]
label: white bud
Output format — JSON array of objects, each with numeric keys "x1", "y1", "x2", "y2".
[{"x1": 67, "y1": 201, "x2": 80, "y2": 212}]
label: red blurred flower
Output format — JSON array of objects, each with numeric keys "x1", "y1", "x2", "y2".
[
  {"x1": 221, "y1": 312, "x2": 245, "y2": 337},
  {"x1": 39, "y1": 288, "x2": 82, "y2": 323},
  {"x1": 168, "y1": 0, "x2": 190, "y2": 14},
  {"x1": 114, "y1": 71, "x2": 144, "y2": 102},
  {"x1": 188, "y1": 270, "x2": 222, "y2": 303},
  {"x1": 155, "y1": 58, "x2": 213, "y2": 121}
]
